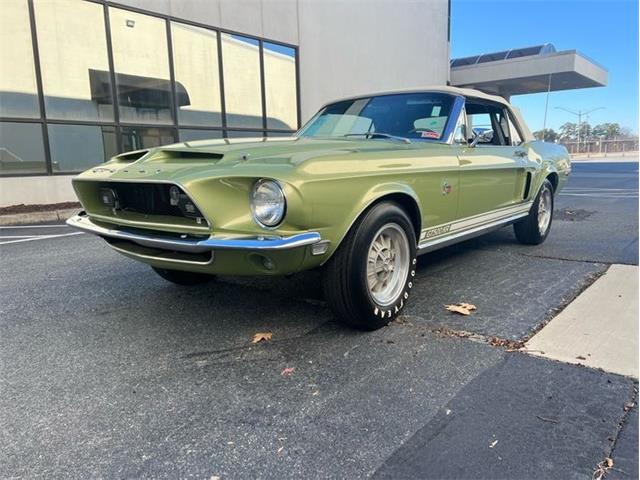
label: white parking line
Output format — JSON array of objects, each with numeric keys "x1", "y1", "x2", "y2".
[
  {"x1": 0, "y1": 232, "x2": 83, "y2": 245},
  {"x1": 560, "y1": 193, "x2": 638, "y2": 198},
  {"x1": 560, "y1": 187, "x2": 638, "y2": 198},
  {"x1": 0, "y1": 235, "x2": 40, "y2": 239},
  {"x1": 0, "y1": 224, "x2": 70, "y2": 229}
]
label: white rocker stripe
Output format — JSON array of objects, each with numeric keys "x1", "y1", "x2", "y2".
[{"x1": 419, "y1": 201, "x2": 533, "y2": 242}]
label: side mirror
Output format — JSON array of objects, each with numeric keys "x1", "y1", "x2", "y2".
[{"x1": 470, "y1": 129, "x2": 493, "y2": 147}]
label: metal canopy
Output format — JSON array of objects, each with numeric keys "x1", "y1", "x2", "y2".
[{"x1": 450, "y1": 45, "x2": 607, "y2": 97}]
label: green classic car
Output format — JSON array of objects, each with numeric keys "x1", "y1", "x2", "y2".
[{"x1": 68, "y1": 86, "x2": 570, "y2": 330}]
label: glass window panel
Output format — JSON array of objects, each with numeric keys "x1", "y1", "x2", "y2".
[
  {"x1": 109, "y1": 8, "x2": 172, "y2": 124},
  {"x1": 225, "y1": 130, "x2": 264, "y2": 139},
  {"x1": 267, "y1": 131, "x2": 295, "y2": 138},
  {"x1": 172, "y1": 22, "x2": 222, "y2": 127},
  {"x1": 48, "y1": 124, "x2": 117, "y2": 172},
  {"x1": 263, "y1": 42, "x2": 297, "y2": 130},
  {"x1": 34, "y1": 0, "x2": 113, "y2": 121},
  {"x1": 179, "y1": 129, "x2": 223, "y2": 142},
  {"x1": 221, "y1": 34, "x2": 263, "y2": 129},
  {"x1": 121, "y1": 126, "x2": 175, "y2": 151},
  {"x1": 0, "y1": 122, "x2": 46, "y2": 174},
  {"x1": 0, "y1": 0, "x2": 40, "y2": 118}
]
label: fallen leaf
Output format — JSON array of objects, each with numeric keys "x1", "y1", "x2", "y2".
[
  {"x1": 489, "y1": 337, "x2": 525, "y2": 350},
  {"x1": 445, "y1": 304, "x2": 471, "y2": 315},
  {"x1": 277, "y1": 446, "x2": 284, "y2": 453},
  {"x1": 489, "y1": 440, "x2": 498, "y2": 448},
  {"x1": 593, "y1": 457, "x2": 615, "y2": 480},
  {"x1": 312, "y1": 390, "x2": 320, "y2": 396},
  {"x1": 252, "y1": 332, "x2": 273, "y2": 343},
  {"x1": 281, "y1": 367, "x2": 295, "y2": 376},
  {"x1": 459, "y1": 303, "x2": 477, "y2": 311}
]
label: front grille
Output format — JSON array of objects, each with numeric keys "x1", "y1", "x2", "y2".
[{"x1": 98, "y1": 182, "x2": 204, "y2": 219}]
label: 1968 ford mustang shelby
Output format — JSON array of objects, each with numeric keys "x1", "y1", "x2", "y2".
[{"x1": 68, "y1": 86, "x2": 570, "y2": 330}]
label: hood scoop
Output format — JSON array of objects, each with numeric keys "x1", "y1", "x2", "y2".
[
  {"x1": 114, "y1": 149, "x2": 149, "y2": 162},
  {"x1": 161, "y1": 150, "x2": 224, "y2": 161}
]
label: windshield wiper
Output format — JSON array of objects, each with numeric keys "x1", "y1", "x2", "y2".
[{"x1": 344, "y1": 132, "x2": 411, "y2": 144}]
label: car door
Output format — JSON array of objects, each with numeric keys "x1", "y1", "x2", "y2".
[{"x1": 456, "y1": 99, "x2": 530, "y2": 220}]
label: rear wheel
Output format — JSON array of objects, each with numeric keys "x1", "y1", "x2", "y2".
[
  {"x1": 322, "y1": 202, "x2": 417, "y2": 330},
  {"x1": 152, "y1": 267, "x2": 215, "y2": 286},
  {"x1": 514, "y1": 179, "x2": 554, "y2": 245}
]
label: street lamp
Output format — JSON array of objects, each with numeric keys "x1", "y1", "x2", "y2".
[{"x1": 555, "y1": 106, "x2": 605, "y2": 153}]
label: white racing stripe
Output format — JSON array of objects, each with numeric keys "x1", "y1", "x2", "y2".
[{"x1": 0, "y1": 232, "x2": 83, "y2": 245}]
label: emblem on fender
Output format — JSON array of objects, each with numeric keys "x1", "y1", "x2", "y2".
[{"x1": 442, "y1": 179, "x2": 453, "y2": 195}]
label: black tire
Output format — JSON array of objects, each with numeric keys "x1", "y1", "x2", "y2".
[
  {"x1": 152, "y1": 267, "x2": 215, "y2": 286},
  {"x1": 322, "y1": 202, "x2": 417, "y2": 330},
  {"x1": 514, "y1": 179, "x2": 554, "y2": 245}
]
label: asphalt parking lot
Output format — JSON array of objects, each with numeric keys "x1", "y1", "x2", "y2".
[{"x1": 1, "y1": 159, "x2": 638, "y2": 479}]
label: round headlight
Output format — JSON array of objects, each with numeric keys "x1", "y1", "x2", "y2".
[{"x1": 250, "y1": 179, "x2": 286, "y2": 228}]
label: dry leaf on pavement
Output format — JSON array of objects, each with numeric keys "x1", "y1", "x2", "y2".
[
  {"x1": 252, "y1": 332, "x2": 273, "y2": 343},
  {"x1": 281, "y1": 367, "x2": 295, "y2": 376},
  {"x1": 445, "y1": 303, "x2": 477, "y2": 315}
]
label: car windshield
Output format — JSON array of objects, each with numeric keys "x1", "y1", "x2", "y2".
[{"x1": 298, "y1": 92, "x2": 456, "y2": 142}]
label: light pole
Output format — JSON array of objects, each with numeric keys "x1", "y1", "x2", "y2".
[{"x1": 555, "y1": 106, "x2": 605, "y2": 153}]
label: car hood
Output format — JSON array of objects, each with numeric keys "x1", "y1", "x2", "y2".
[
  {"x1": 77, "y1": 136, "x2": 445, "y2": 184},
  {"x1": 157, "y1": 136, "x2": 415, "y2": 164}
]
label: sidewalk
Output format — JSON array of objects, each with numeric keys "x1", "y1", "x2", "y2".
[
  {"x1": 0, "y1": 206, "x2": 79, "y2": 226},
  {"x1": 571, "y1": 154, "x2": 639, "y2": 163},
  {"x1": 525, "y1": 264, "x2": 639, "y2": 379}
]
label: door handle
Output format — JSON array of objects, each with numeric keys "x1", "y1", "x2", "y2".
[{"x1": 514, "y1": 150, "x2": 528, "y2": 159}]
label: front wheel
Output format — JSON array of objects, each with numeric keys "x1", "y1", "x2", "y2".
[
  {"x1": 322, "y1": 202, "x2": 417, "y2": 330},
  {"x1": 514, "y1": 179, "x2": 554, "y2": 245},
  {"x1": 152, "y1": 267, "x2": 216, "y2": 286}
]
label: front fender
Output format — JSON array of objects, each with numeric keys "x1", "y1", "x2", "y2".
[{"x1": 319, "y1": 181, "x2": 422, "y2": 261}]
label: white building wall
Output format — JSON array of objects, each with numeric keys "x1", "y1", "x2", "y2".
[
  {"x1": 2, "y1": 0, "x2": 449, "y2": 207},
  {"x1": 298, "y1": 0, "x2": 449, "y2": 120}
]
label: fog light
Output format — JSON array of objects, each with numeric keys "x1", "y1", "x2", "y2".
[
  {"x1": 169, "y1": 186, "x2": 181, "y2": 206},
  {"x1": 183, "y1": 202, "x2": 196, "y2": 215},
  {"x1": 99, "y1": 188, "x2": 119, "y2": 209}
]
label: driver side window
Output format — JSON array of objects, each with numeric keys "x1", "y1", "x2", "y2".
[{"x1": 465, "y1": 99, "x2": 512, "y2": 146}]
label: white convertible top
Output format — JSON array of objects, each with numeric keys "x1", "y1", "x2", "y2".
[{"x1": 328, "y1": 85, "x2": 534, "y2": 142}]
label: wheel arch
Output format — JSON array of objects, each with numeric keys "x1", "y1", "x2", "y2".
[
  {"x1": 323, "y1": 185, "x2": 422, "y2": 264},
  {"x1": 546, "y1": 171, "x2": 559, "y2": 193}
]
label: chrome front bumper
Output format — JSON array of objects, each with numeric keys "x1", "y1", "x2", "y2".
[{"x1": 66, "y1": 213, "x2": 322, "y2": 253}]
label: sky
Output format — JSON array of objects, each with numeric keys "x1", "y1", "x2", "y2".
[{"x1": 451, "y1": 0, "x2": 639, "y2": 134}]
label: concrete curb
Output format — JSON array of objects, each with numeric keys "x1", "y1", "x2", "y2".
[{"x1": 0, "y1": 208, "x2": 79, "y2": 226}]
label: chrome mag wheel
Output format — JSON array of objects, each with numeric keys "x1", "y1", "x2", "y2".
[
  {"x1": 366, "y1": 223, "x2": 410, "y2": 306},
  {"x1": 537, "y1": 186, "x2": 552, "y2": 234}
]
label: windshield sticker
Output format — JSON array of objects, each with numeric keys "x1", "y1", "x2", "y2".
[{"x1": 421, "y1": 131, "x2": 440, "y2": 139}]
